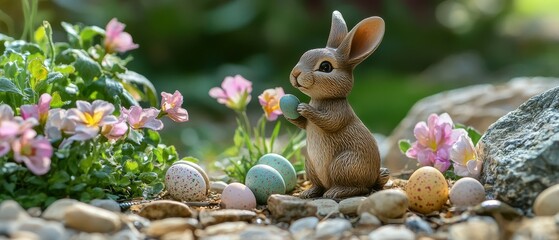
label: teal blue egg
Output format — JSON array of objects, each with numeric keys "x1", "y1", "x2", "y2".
[
  {"x1": 258, "y1": 153, "x2": 297, "y2": 192},
  {"x1": 245, "y1": 164, "x2": 286, "y2": 204},
  {"x1": 280, "y1": 94, "x2": 301, "y2": 119}
]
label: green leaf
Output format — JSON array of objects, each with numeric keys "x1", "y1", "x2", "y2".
[
  {"x1": 54, "y1": 64, "x2": 75, "y2": 75},
  {"x1": 27, "y1": 58, "x2": 48, "y2": 90},
  {"x1": 80, "y1": 26, "x2": 104, "y2": 43},
  {"x1": 124, "y1": 160, "x2": 139, "y2": 173},
  {"x1": 398, "y1": 139, "x2": 412, "y2": 154},
  {"x1": 117, "y1": 71, "x2": 158, "y2": 106},
  {"x1": 50, "y1": 92, "x2": 64, "y2": 108},
  {"x1": 0, "y1": 78, "x2": 22, "y2": 95},
  {"x1": 72, "y1": 50, "x2": 101, "y2": 82},
  {"x1": 182, "y1": 156, "x2": 200, "y2": 163},
  {"x1": 71, "y1": 183, "x2": 87, "y2": 192},
  {"x1": 117, "y1": 177, "x2": 130, "y2": 187},
  {"x1": 0, "y1": 33, "x2": 14, "y2": 41},
  {"x1": 139, "y1": 172, "x2": 158, "y2": 183},
  {"x1": 79, "y1": 157, "x2": 94, "y2": 173},
  {"x1": 145, "y1": 129, "x2": 160, "y2": 145},
  {"x1": 61, "y1": 22, "x2": 79, "y2": 44},
  {"x1": 128, "y1": 129, "x2": 143, "y2": 145},
  {"x1": 455, "y1": 123, "x2": 483, "y2": 145}
]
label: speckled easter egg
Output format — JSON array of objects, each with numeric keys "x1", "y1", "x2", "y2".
[
  {"x1": 245, "y1": 164, "x2": 286, "y2": 204},
  {"x1": 405, "y1": 166, "x2": 449, "y2": 214},
  {"x1": 221, "y1": 182, "x2": 257, "y2": 210},
  {"x1": 257, "y1": 153, "x2": 297, "y2": 192},
  {"x1": 165, "y1": 164, "x2": 207, "y2": 201},
  {"x1": 172, "y1": 160, "x2": 210, "y2": 193},
  {"x1": 279, "y1": 94, "x2": 300, "y2": 119},
  {"x1": 449, "y1": 177, "x2": 486, "y2": 207}
]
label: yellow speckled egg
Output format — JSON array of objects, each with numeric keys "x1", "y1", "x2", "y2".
[{"x1": 405, "y1": 166, "x2": 449, "y2": 214}]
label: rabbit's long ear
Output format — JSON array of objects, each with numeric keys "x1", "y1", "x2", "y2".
[
  {"x1": 337, "y1": 16, "x2": 384, "y2": 66},
  {"x1": 326, "y1": 11, "x2": 348, "y2": 49}
]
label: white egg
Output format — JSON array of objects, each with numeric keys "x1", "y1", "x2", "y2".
[
  {"x1": 165, "y1": 164, "x2": 207, "y2": 201},
  {"x1": 449, "y1": 177, "x2": 486, "y2": 207},
  {"x1": 221, "y1": 182, "x2": 257, "y2": 210}
]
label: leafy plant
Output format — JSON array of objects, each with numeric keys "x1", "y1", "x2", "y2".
[
  {"x1": 0, "y1": 18, "x2": 191, "y2": 208},
  {"x1": 209, "y1": 75, "x2": 306, "y2": 183}
]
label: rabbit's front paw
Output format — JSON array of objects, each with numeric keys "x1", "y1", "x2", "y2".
[{"x1": 297, "y1": 103, "x2": 313, "y2": 117}]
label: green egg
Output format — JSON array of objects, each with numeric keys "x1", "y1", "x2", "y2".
[
  {"x1": 258, "y1": 153, "x2": 297, "y2": 192},
  {"x1": 245, "y1": 164, "x2": 286, "y2": 204},
  {"x1": 280, "y1": 94, "x2": 301, "y2": 119}
]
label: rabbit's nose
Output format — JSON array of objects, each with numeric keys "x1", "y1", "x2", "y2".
[{"x1": 292, "y1": 69, "x2": 301, "y2": 79}]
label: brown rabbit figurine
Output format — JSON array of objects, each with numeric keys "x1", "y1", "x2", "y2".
[{"x1": 286, "y1": 11, "x2": 389, "y2": 199}]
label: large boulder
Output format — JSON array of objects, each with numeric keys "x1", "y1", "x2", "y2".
[
  {"x1": 384, "y1": 77, "x2": 559, "y2": 172},
  {"x1": 478, "y1": 85, "x2": 559, "y2": 214}
]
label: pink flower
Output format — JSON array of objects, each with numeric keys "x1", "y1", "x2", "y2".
[
  {"x1": 104, "y1": 18, "x2": 139, "y2": 53},
  {"x1": 209, "y1": 75, "x2": 252, "y2": 111},
  {"x1": 121, "y1": 106, "x2": 163, "y2": 130},
  {"x1": 161, "y1": 91, "x2": 189, "y2": 122},
  {"x1": 20, "y1": 93, "x2": 52, "y2": 125},
  {"x1": 11, "y1": 129, "x2": 52, "y2": 175},
  {"x1": 66, "y1": 100, "x2": 118, "y2": 141},
  {"x1": 0, "y1": 104, "x2": 14, "y2": 121},
  {"x1": 258, "y1": 87, "x2": 285, "y2": 121},
  {"x1": 451, "y1": 133, "x2": 482, "y2": 178},
  {"x1": 101, "y1": 118, "x2": 128, "y2": 142},
  {"x1": 0, "y1": 120, "x2": 19, "y2": 157},
  {"x1": 405, "y1": 113, "x2": 465, "y2": 172}
]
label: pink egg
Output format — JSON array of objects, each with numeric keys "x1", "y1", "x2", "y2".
[{"x1": 221, "y1": 183, "x2": 257, "y2": 210}]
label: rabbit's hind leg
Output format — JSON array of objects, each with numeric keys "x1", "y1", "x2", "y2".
[
  {"x1": 299, "y1": 159, "x2": 325, "y2": 199},
  {"x1": 324, "y1": 151, "x2": 375, "y2": 199}
]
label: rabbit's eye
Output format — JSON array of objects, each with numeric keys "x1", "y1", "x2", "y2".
[{"x1": 318, "y1": 61, "x2": 333, "y2": 73}]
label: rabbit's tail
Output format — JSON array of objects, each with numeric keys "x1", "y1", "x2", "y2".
[{"x1": 373, "y1": 167, "x2": 390, "y2": 190}]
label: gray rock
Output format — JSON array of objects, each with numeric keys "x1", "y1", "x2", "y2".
[
  {"x1": 145, "y1": 217, "x2": 198, "y2": 237},
  {"x1": 26, "y1": 207, "x2": 41, "y2": 217},
  {"x1": 69, "y1": 232, "x2": 108, "y2": 240},
  {"x1": 42, "y1": 199, "x2": 81, "y2": 221},
  {"x1": 368, "y1": 225, "x2": 415, "y2": 240},
  {"x1": 38, "y1": 222, "x2": 66, "y2": 240},
  {"x1": 138, "y1": 200, "x2": 193, "y2": 220},
  {"x1": 199, "y1": 209, "x2": 256, "y2": 227},
  {"x1": 314, "y1": 219, "x2": 352, "y2": 239},
  {"x1": 90, "y1": 199, "x2": 121, "y2": 213},
  {"x1": 267, "y1": 194, "x2": 316, "y2": 222},
  {"x1": 111, "y1": 229, "x2": 143, "y2": 240},
  {"x1": 239, "y1": 225, "x2": 291, "y2": 240},
  {"x1": 308, "y1": 199, "x2": 339, "y2": 217},
  {"x1": 15, "y1": 218, "x2": 46, "y2": 236},
  {"x1": 198, "y1": 221, "x2": 248, "y2": 239},
  {"x1": 512, "y1": 215, "x2": 559, "y2": 240},
  {"x1": 10, "y1": 231, "x2": 40, "y2": 240},
  {"x1": 448, "y1": 217, "x2": 499, "y2": 240},
  {"x1": 210, "y1": 181, "x2": 228, "y2": 193},
  {"x1": 385, "y1": 77, "x2": 559, "y2": 172},
  {"x1": 404, "y1": 215, "x2": 433, "y2": 234},
  {"x1": 338, "y1": 197, "x2": 366, "y2": 216},
  {"x1": 64, "y1": 203, "x2": 122, "y2": 233},
  {"x1": 0, "y1": 200, "x2": 29, "y2": 221},
  {"x1": 161, "y1": 229, "x2": 194, "y2": 240},
  {"x1": 289, "y1": 217, "x2": 318, "y2": 240},
  {"x1": 479, "y1": 85, "x2": 559, "y2": 213},
  {"x1": 358, "y1": 212, "x2": 381, "y2": 227}
]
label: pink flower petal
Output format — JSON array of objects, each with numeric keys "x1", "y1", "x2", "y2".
[{"x1": 0, "y1": 104, "x2": 14, "y2": 121}]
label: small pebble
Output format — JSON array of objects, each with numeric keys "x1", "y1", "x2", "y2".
[
  {"x1": 64, "y1": 204, "x2": 122, "y2": 233},
  {"x1": 358, "y1": 212, "x2": 382, "y2": 227},
  {"x1": 309, "y1": 199, "x2": 339, "y2": 217},
  {"x1": 314, "y1": 219, "x2": 352, "y2": 239},
  {"x1": 289, "y1": 216, "x2": 319, "y2": 239},
  {"x1": 42, "y1": 199, "x2": 81, "y2": 221},
  {"x1": 210, "y1": 181, "x2": 228, "y2": 193},
  {"x1": 368, "y1": 225, "x2": 415, "y2": 240},
  {"x1": 90, "y1": 199, "x2": 121, "y2": 213},
  {"x1": 533, "y1": 184, "x2": 559, "y2": 216},
  {"x1": 358, "y1": 189, "x2": 408, "y2": 220},
  {"x1": 138, "y1": 200, "x2": 193, "y2": 220},
  {"x1": 405, "y1": 215, "x2": 434, "y2": 234},
  {"x1": 0, "y1": 200, "x2": 29, "y2": 221},
  {"x1": 339, "y1": 196, "x2": 366, "y2": 216},
  {"x1": 145, "y1": 217, "x2": 198, "y2": 237}
]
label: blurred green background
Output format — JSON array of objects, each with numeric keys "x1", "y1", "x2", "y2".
[{"x1": 1, "y1": 0, "x2": 558, "y2": 169}]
